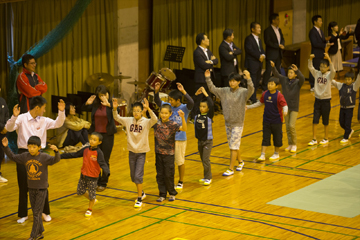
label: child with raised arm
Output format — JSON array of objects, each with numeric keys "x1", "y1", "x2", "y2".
[
  {"x1": 153, "y1": 104, "x2": 187, "y2": 202},
  {"x1": 331, "y1": 72, "x2": 360, "y2": 143},
  {"x1": 154, "y1": 82, "x2": 194, "y2": 190},
  {"x1": 249, "y1": 77, "x2": 288, "y2": 161},
  {"x1": 60, "y1": 132, "x2": 109, "y2": 217},
  {"x1": 270, "y1": 60, "x2": 305, "y2": 152},
  {"x1": 194, "y1": 87, "x2": 214, "y2": 185},
  {"x1": 205, "y1": 69, "x2": 254, "y2": 176},
  {"x1": 112, "y1": 98, "x2": 157, "y2": 207},
  {"x1": 2, "y1": 136, "x2": 60, "y2": 240}
]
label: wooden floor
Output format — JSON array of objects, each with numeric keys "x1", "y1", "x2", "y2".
[{"x1": 1, "y1": 76, "x2": 360, "y2": 239}]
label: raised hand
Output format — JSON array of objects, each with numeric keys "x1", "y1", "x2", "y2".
[
  {"x1": 154, "y1": 82, "x2": 161, "y2": 93},
  {"x1": 58, "y1": 99, "x2": 65, "y2": 111},
  {"x1": 100, "y1": 95, "x2": 110, "y2": 107},
  {"x1": 204, "y1": 69, "x2": 211, "y2": 78},
  {"x1": 291, "y1": 64, "x2": 298, "y2": 71},
  {"x1": 2, "y1": 137, "x2": 8, "y2": 147},
  {"x1": 324, "y1": 53, "x2": 330, "y2": 60},
  {"x1": 176, "y1": 82, "x2": 185, "y2": 92},
  {"x1": 270, "y1": 61, "x2": 275, "y2": 68},
  {"x1": 195, "y1": 87, "x2": 203, "y2": 96},
  {"x1": 49, "y1": 145, "x2": 59, "y2": 152},
  {"x1": 309, "y1": 54, "x2": 315, "y2": 59},
  {"x1": 86, "y1": 95, "x2": 96, "y2": 105},
  {"x1": 112, "y1": 98, "x2": 118, "y2": 109},
  {"x1": 243, "y1": 70, "x2": 250, "y2": 80},
  {"x1": 13, "y1": 104, "x2": 20, "y2": 117},
  {"x1": 142, "y1": 98, "x2": 149, "y2": 110},
  {"x1": 178, "y1": 109, "x2": 184, "y2": 118}
]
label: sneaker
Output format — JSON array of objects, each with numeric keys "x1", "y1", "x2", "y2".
[
  {"x1": 236, "y1": 161, "x2": 245, "y2": 171},
  {"x1": 348, "y1": 129, "x2": 354, "y2": 139},
  {"x1": 156, "y1": 197, "x2": 166, "y2": 202},
  {"x1": 257, "y1": 154, "x2": 265, "y2": 161},
  {"x1": 222, "y1": 169, "x2": 234, "y2": 176},
  {"x1": 284, "y1": 145, "x2": 292, "y2": 151},
  {"x1": 17, "y1": 216, "x2": 28, "y2": 224},
  {"x1": 0, "y1": 175, "x2": 8, "y2": 183},
  {"x1": 310, "y1": 87, "x2": 314, "y2": 92},
  {"x1": 290, "y1": 145, "x2": 297, "y2": 153},
  {"x1": 42, "y1": 213, "x2": 51, "y2": 222},
  {"x1": 269, "y1": 153, "x2": 279, "y2": 160},
  {"x1": 97, "y1": 186, "x2": 106, "y2": 192},
  {"x1": 175, "y1": 182, "x2": 183, "y2": 189},
  {"x1": 141, "y1": 192, "x2": 146, "y2": 200},
  {"x1": 319, "y1": 139, "x2": 329, "y2": 145},
  {"x1": 308, "y1": 139, "x2": 318, "y2": 146},
  {"x1": 85, "y1": 210, "x2": 92, "y2": 217},
  {"x1": 199, "y1": 179, "x2": 205, "y2": 183},
  {"x1": 340, "y1": 138, "x2": 348, "y2": 144},
  {"x1": 134, "y1": 200, "x2": 143, "y2": 208},
  {"x1": 203, "y1": 179, "x2": 212, "y2": 186},
  {"x1": 169, "y1": 195, "x2": 175, "y2": 201}
]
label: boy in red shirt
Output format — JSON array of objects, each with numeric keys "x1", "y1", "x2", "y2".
[{"x1": 61, "y1": 132, "x2": 109, "y2": 217}]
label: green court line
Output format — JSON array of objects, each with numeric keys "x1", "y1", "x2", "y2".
[
  {"x1": 265, "y1": 164, "x2": 332, "y2": 176},
  {"x1": 70, "y1": 206, "x2": 160, "y2": 240},
  {"x1": 112, "y1": 211, "x2": 186, "y2": 240},
  {"x1": 164, "y1": 204, "x2": 360, "y2": 239},
  {"x1": 295, "y1": 140, "x2": 360, "y2": 168},
  {"x1": 313, "y1": 161, "x2": 354, "y2": 167},
  {"x1": 139, "y1": 215, "x2": 279, "y2": 240}
]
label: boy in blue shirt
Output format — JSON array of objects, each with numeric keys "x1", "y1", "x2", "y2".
[{"x1": 155, "y1": 82, "x2": 194, "y2": 190}]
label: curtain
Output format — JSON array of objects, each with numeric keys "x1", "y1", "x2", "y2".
[
  {"x1": 152, "y1": 0, "x2": 270, "y2": 72},
  {"x1": 0, "y1": 4, "x2": 8, "y2": 99},
  {"x1": 306, "y1": 0, "x2": 360, "y2": 37},
  {"x1": 11, "y1": 0, "x2": 115, "y2": 117}
]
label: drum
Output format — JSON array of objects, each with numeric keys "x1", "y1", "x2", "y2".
[
  {"x1": 114, "y1": 98, "x2": 127, "y2": 126},
  {"x1": 146, "y1": 72, "x2": 167, "y2": 90},
  {"x1": 159, "y1": 68, "x2": 176, "y2": 90}
]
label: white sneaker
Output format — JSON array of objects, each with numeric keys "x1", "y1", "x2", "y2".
[
  {"x1": 290, "y1": 145, "x2": 297, "y2": 153},
  {"x1": 203, "y1": 179, "x2": 212, "y2": 186},
  {"x1": 269, "y1": 153, "x2": 279, "y2": 160},
  {"x1": 319, "y1": 139, "x2": 329, "y2": 145},
  {"x1": 175, "y1": 182, "x2": 183, "y2": 189},
  {"x1": 222, "y1": 169, "x2": 234, "y2": 176},
  {"x1": 169, "y1": 195, "x2": 176, "y2": 201},
  {"x1": 42, "y1": 213, "x2": 51, "y2": 222},
  {"x1": 348, "y1": 129, "x2": 354, "y2": 139},
  {"x1": 134, "y1": 200, "x2": 143, "y2": 208},
  {"x1": 236, "y1": 161, "x2": 245, "y2": 171},
  {"x1": 310, "y1": 87, "x2": 314, "y2": 92},
  {"x1": 308, "y1": 139, "x2": 318, "y2": 146},
  {"x1": 284, "y1": 145, "x2": 292, "y2": 151},
  {"x1": 17, "y1": 216, "x2": 28, "y2": 224},
  {"x1": 257, "y1": 154, "x2": 265, "y2": 161},
  {"x1": 340, "y1": 139, "x2": 348, "y2": 144},
  {"x1": 199, "y1": 179, "x2": 205, "y2": 183},
  {"x1": 85, "y1": 210, "x2": 92, "y2": 217},
  {"x1": 141, "y1": 192, "x2": 146, "y2": 200},
  {"x1": 0, "y1": 175, "x2": 8, "y2": 183}
]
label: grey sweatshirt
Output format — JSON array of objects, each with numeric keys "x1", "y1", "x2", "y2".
[
  {"x1": 272, "y1": 67, "x2": 305, "y2": 112},
  {"x1": 205, "y1": 76, "x2": 254, "y2": 127},
  {"x1": 113, "y1": 108, "x2": 158, "y2": 153},
  {"x1": 308, "y1": 59, "x2": 336, "y2": 100}
]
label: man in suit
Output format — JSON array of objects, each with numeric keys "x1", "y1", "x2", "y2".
[
  {"x1": 219, "y1": 28, "x2": 242, "y2": 87},
  {"x1": 192, "y1": 33, "x2": 218, "y2": 118},
  {"x1": 245, "y1": 22, "x2": 265, "y2": 104},
  {"x1": 309, "y1": 15, "x2": 332, "y2": 91},
  {"x1": 262, "y1": 13, "x2": 285, "y2": 91}
]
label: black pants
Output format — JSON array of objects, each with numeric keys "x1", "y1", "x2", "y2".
[
  {"x1": 29, "y1": 189, "x2": 47, "y2": 238},
  {"x1": 339, "y1": 108, "x2": 354, "y2": 139},
  {"x1": 248, "y1": 64, "x2": 262, "y2": 103},
  {"x1": 155, "y1": 153, "x2": 177, "y2": 198},
  {"x1": 62, "y1": 128, "x2": 89, "y2": 147},
  {"x1": 198, "y1": 139, "x2": 213, "y2": 179},
  {"x1": 262, "y1": 58, "x2": 281, "y2": 91},
  {"x1": 262, "y1": 122, "x2": 283, "y2": 147},
  {"x1": 0, "y1": 134, "x2": 5, "y2": 176},
  {"x1": 17, "y1": 148, "x2": 50, "y2": 218},
  {"x1": 97, "y1": 133, "x2": 114, "y2": 187},
  {"x1": 309, "y1": 57, "x2": 321, "y2": 88}
]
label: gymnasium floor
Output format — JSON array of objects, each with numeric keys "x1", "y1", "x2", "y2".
[{"x1": 0, "y1": 78, "x2": 360, "y2": 239}]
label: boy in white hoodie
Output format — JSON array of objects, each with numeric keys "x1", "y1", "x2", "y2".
[
  {"x1": 308, "y1": 53, "x2": 336, "y2": 145},
  {"x1": 112, "y1": 98, "x2": 157, "y2": 207}
]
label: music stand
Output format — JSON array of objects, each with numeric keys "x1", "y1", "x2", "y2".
[
  {"x1": 66, "y1": 94, "x2": 83, "y2": 115},
  {"x1": 163, "y1": 45, "x2": 186, "y2": 63},
  {"x1": 51, "y1": 95, "x2": 68, "y2": 113}
]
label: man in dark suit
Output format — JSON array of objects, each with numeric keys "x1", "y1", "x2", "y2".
[
  {"x1": 192, "y1": 33, "x2": 218, "y2": 118},
  {"x1": 262, "y1": 13, "x2": 285, "y2": 91},
  {"x1": 309, "y1": 15, "x2": 332, "y2": 91},
  {"x1": 245, "y1": 22, "x2": 265, "y2": 104},
  {"x1": 219, "y1": 28, "x2": 242, "y2": 87}
]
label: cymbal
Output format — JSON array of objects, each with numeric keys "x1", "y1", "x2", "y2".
[
  {"x1": 127, "y1": 81, "x2": 146, "y2": 85},
  {"x1": 113, "y1": 75, "x2": 132, "y2": 80},
  {"x1": 85, "y1": 73, "x2": 114, "y2": 87}
]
